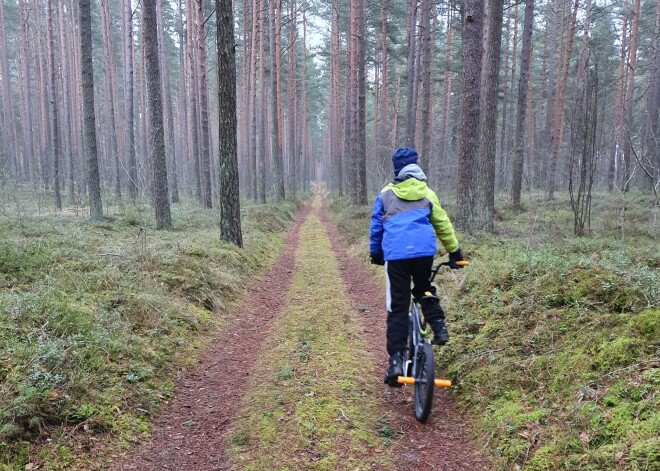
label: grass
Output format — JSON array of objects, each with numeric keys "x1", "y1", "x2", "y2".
[
  {"x1": 227, "y1": 202, "x2": 395, "y2": 470},
  {"x1": 329, "y1": 190, "x2": 659, "y2": 471},
  {"x1": 0, "y1": 190, "x2": 299, "y2": 470}
]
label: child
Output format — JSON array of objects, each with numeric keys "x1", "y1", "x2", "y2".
[{"x1": 369, "y1": 147, "x2": 464, "y2": 387}]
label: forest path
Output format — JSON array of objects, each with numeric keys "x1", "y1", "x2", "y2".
[{"x1": 113, "y1": 197, "x2": 488, "y2": 470}]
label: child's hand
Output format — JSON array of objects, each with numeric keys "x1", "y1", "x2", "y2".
[{"x1": 370, "y1": 253, "x2": 385, "y2": 265}]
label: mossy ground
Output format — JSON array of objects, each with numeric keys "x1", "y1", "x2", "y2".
[
  {"x1": 228, "y1": 203, "x2": 395, "y2": 470},
  {"x1": 0, "y1": 191, "x2": 299, "y2": 470},
  {"x1": 330, "y1": 191, "x2": 659, "y2": 471}
]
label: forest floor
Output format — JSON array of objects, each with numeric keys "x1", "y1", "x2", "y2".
[{"x1": 112, "y1": 196, "x2": 489, "y2": 470}]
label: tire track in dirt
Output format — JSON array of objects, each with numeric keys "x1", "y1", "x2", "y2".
[
  {"x1": 113, "y1": 202, "x2": 312, "y2": 471},
  {"x1": 317, "y1": 204, "x2": 491, "y2": 471}
]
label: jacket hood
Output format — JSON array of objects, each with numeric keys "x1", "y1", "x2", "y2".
[
  {"x1": 387, "y1": 164, "x2": 429, "y2": 201},
  {"x1": 394, "y1": 163, "x2": 427, "y2": 182}
]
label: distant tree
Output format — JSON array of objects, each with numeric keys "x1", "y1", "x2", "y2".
[
  {"x1": 217, "y1": 0, "x2": 243, "y2": 246},
  {"x1": 79, "y1": 0, "x2": 102, "y2": 220},
  {"x1": 142, "y1": 0, "x2": 172, "y2": 229}
]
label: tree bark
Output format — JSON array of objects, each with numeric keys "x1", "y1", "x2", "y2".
[
  {"x1": 79, "y1": 0, "x2": 102, "y2": 220},
  {"x1": 217, "y1": 0, "x2": 243, "y2": 246},
  {"x1": 512, "y1": 0, "x2": 535, "y2": 206},
  {"x1": 142, "y1": 0, "x2": 172, "y2": 229}
]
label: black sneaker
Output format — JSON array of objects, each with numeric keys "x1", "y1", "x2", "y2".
[
  {"x1": 383, "y1": 351, "x2": 404, "y2": 387},
  {"x1": 431, "y1": 321, "x2": 450, "y2": 345}
]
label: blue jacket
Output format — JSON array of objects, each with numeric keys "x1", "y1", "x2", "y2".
[{"x1": 369, "y1": 165, "x2": 459, "y2": 261}]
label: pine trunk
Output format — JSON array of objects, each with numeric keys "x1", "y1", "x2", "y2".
[
  {"x1": 404, "y1": 0, "x2": 418, "y2": 147},
  {"x1": 511, "y1": 0, "x2": 535, "y2": 206},
  {"x1": 195, "y1": 0, "x2": 212, "y2": 208},
  {"x1": 475, "y1": 0, "x2": 503, "y2": 232},
  {"x1": 47, "y1": 0, "x2": 62, "y2": 209},
  {"x1": 123, "y1": 0, "x2": 138, "y2": 198},
  {"x1": 79, "y1": 0, "x2": 102, "y2": 220},
  {"x1": 269, "y1": 0, "x2": 285, "y2": 201},
  {"x1": 547, "y1": 0, "x2": 579, "y2": 199},
  {"x1": 455, "y1": 0, "x2": 484, "y2": 232},
  {"x1": 217, "y1": 0, "x2": 243, "y2": 246}
]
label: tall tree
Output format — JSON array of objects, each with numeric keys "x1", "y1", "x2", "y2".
[
  {"x1": 100, "y1": 0, "x2": 122, "y2": 199},
  {"x1": 512, "y1": 0, "x2": 535, "y2": 206},
  {"x1": 156, "y1": 0, "x2": 179, "y2": 203},
  {"x1": 404, "y1": 0, "x2": 418, "y2": 147},
  {"x1": 547, "y1": 0, "x2": 579, "y2": 199},
  {"x1": 217, "y1": 0, "x2": 242, "y2": 246},
  {"x1": 418, "y1": 0, "x2": 432, "y2": 175},
  {"x1": 269, "y1": 0, "x2": 285, "y2": 201},
  {"x1": 475, "y1": 0, "x2": 504, "y2": 232},
  {"x1": 0, "y1": 0, "x2": 19, "y2": 178},
  {"x1": 355, "y1": 0, "x2": 367, "y2": 204},
  {"x1": 57, "y1": 0, "x2": 75, "y2": 204},
  {"x1": 195, "y1": 0, "x2": 212, "y2": 208},
  {"x1": 455, "y1": 0, "x2": 484, "y2": 231},
  {"x1": 18, "y1": 0, "x2": 34, "y2": 182},
  {"x1": 79, "y1": 0, "x2": 102, "y2": 220},
  {"x1": 123, "y1": 0, "x2": 138, "y2": 198},
  {"x1": 46, "y1": 0, "x2": 62, "y2": 210},
  {"x1": 286, "y1": 0, "x2": 297, "y2": 193},
  {"x1": 142, "y1": 0, "x2": 172, "y2": 229},
  {"x1": 622, "y1": 0, "x2": 641, "y2": 192}
]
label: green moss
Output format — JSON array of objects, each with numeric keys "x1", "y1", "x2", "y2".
[
  {"x1": 330, "y1": 191, "x2": 659, "y2": 471},
  {"x1": 629, "y1": 437, "x2": 660, "y2": 471},
  {"x1": 0, "y1": 198, "x2": 296, "y2": 468}
]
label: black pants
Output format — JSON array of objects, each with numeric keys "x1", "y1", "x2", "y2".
[{"x1": 385, "y1": 256, "x2": 445, "y2": 355}]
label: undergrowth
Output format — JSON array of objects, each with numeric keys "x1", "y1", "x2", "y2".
[
  {"x1": 0, "y1": 195, "x2": 299, "y2": 470},
  {"x1": 330, "y1": 191, "x2": 659, "y2": 471}
]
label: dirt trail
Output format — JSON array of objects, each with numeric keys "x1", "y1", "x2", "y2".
[{"x1": 113, "y1": 198, "x2": 488, "y2": 470}]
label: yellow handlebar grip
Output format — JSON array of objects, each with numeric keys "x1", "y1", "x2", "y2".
[
  {"x1": 434, "y1": 379, "x2": 452, "y2": 388},
  {"x1": 456, "y1": 261, "x2": 470, "y2": 267},
  {"x1": 397, "y1": 376, "x2": 415, "y2": 385}
]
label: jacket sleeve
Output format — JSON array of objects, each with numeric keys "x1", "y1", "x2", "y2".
[
  {"x1": 427, "y1": 189, "x2": 459, "y2": 253},
  {"x1": 369, "y1": 194, "x2": 384, "y2": 255}
]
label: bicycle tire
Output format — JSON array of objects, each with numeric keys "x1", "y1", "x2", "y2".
[{"x1": 414, "y1": 342, "x2": 435, "y2": 422}]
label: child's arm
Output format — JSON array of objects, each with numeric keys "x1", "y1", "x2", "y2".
[{"x1": 427, "y1": 190, "x2": 459, "y2": 254}]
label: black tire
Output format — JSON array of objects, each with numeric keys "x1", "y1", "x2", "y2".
[{"x1": 414, "y1": 342, "x2": 435, "y2": 422}]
